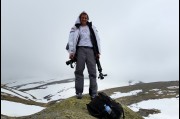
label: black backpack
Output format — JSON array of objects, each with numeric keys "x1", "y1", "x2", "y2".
[{"x1": 86, "y1": 92, "x2": 125, "y2": 119}]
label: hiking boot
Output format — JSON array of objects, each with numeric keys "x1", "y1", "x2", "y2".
[
  {"x1": 76, "y1": 93, "x2": 82, "y2": 99},
  {"x1": 91, "y1": 94, "x2": 97, "y2": 100}
]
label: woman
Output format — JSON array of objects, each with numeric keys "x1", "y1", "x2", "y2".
[{"x1": 67, "y1": 11, "x2": 101, "y2": 99}]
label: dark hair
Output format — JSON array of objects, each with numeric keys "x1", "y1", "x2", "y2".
[{"x1": 79, "y1": 12, "x2": 89, "y2": 20}]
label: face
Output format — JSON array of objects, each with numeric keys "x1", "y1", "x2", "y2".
[{"x1": 80, "y1": 14, "x2": 88, "y2": 26}]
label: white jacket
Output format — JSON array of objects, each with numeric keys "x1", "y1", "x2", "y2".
[{"x1": 67, "y1": 18, "x2": 101, "y2": 54}]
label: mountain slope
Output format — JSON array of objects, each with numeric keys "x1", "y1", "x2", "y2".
[
  {"x1": 8, "y1": 95, "x2": 143, "y2": 119},
  {"x1": 1, "y1": 80, "x2": 179, "y2": 119}
]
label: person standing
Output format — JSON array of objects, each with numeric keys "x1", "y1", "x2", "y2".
[{"x1": 66, "y1": 11, "x2": 101, "y2": 99}]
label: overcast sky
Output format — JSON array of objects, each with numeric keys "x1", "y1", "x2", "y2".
[{"x1": 1, "y1": 0, "x2": 179, "y2": 84}]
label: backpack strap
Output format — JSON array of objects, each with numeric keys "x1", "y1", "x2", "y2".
[{"x1": 121, "y1": 106, "x2": 125, "y2": 119}]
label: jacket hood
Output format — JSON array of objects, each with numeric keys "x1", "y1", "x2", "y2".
[
  {"x1": 75, "y1": 17, "x2": 81, "y2": 24},
  {"x1": 75, "y1": 11, "x2": 87, "y2": 24},
  {"x1": 75, "y1": 11, "x2": 92, "y2": 28}
]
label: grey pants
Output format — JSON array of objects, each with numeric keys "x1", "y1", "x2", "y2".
[{"x1": 75, "y1": 47, "x2": 97, "y2": 96}]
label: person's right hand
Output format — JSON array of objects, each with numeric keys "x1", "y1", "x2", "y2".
[
  {"x1": 96, "y1": 54, "x2": 100, "y2": 59},
  {"x1": 69, "y1": 53, "x2": 75, "y2": 60}
]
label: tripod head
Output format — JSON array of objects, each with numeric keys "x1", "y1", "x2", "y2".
[{"x1": 98, "y1": 72, "x2": 107, "y2": 80}]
